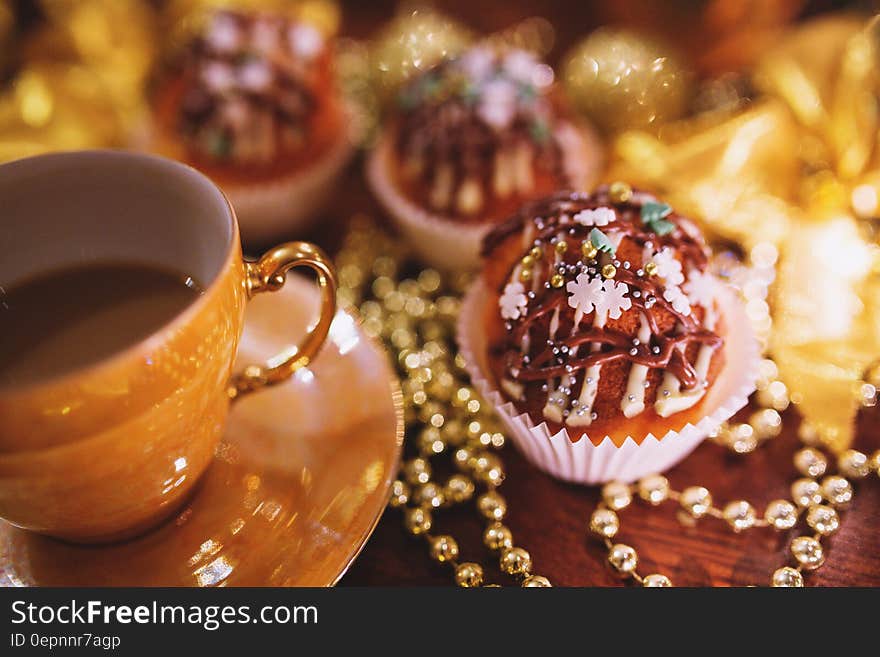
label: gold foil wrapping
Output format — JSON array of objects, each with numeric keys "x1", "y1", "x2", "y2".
[{"x1": 609, "y1": 14, "x2": 880, "y2": 451}]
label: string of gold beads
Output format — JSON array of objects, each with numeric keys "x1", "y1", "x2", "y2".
[
  {"x1": 336, "y1": 216, "x2": 551, "y2": 587},
  {"x1": 589, "y1": 435, "x2": 879, "y2": 586}
]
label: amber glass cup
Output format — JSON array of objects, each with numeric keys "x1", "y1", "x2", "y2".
[{"x1": 0, "y1": 151, "x2": 336, "y2": 543}]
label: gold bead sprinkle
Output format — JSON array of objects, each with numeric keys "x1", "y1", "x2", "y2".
[
  {"x1": 601, "y1": 264, "x2": 617, "y2": 279},
  {"x1": 555, "y1": 240, "x2": 568, "y2": 254},
  {"x1": 609, "y1": 181, "x2": 633, "y2": 204},
  {"x1": 644, "y1": 261, "x2": 658, "y2": 276},
  {"x1": 581, "y1": 241, "x2": 599, "y2": 259},
  {"x1": 519, "y1": 268, "x2": 532, "y2": 283},
  {"x1": 550, "y1": 273, "x2": 565, "y2": 288},
  {"x1": 529, "y1": 246, "x2": 543, "y2": 260}
]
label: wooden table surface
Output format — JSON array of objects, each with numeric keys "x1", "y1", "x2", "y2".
[{"x1": 298, "y1": 0, "x2": 880, "y2": 587}]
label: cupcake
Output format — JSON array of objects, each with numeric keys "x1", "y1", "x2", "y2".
[
  {"x1": 367, "y1": 45, "x2": 602, "y2": 271},
  {"x1": 145, "y1": 10, "x2": 355, "y2": 244},
  {"x1": 457, "y1": 186, "x2": 759, "y2": 484}
]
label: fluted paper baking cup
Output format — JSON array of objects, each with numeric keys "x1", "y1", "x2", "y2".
[
  {"x1": 456, "y1": 280, "x2": 760, "y2": 484},
  {"x1": 366, "y1": 121, "x2": 603, "y2": 272}
]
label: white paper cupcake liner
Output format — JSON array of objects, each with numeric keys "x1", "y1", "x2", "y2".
[
  {"x1": 366, "y1": 120, "x2": 603, "y2": 272},
  {"x1": 456, "y1": 280, "x2": 760, "y2": 484}
]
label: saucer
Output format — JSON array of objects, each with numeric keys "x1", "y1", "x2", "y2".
[{"x1": 0, "y1": 275, "x2": 403, "y2": 586}]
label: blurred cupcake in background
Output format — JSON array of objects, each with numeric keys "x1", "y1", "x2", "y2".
[
  {"x1": 144, "y1": 9, "x2": 356, "y2": 244},
  {"x1": 367, "y1": 44, "x2": 602, "y2": 271}
]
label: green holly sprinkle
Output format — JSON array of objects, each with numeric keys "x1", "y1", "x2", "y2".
[
  {"x1": 460, "y1": 82, "x2": 480, "y2": 106},
  {"x1": 650, "y1": 218, "x2": 675, "y2": 235},
  {"x1": 589, "y1": 228, "x2": 615, "y2": 256},
  {"x1": 529, "y1": 119, "x2": 550, "y2": 144},
  {"x1": 518, "y1": 84, "x2": 537, "y2": 102},
  {"x1": 207, "y1": 131, "x2": 231, "y2": 159},
  {"x1": 641, "y1": 201, "x2": 675, "y2": 235},
  {"x1": 641, "y1": 200, "x2": 671, "y2": 223}
]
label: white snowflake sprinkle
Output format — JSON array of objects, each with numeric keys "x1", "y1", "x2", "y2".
[
  {"x1": 499, "y1": 282, "x2": 528, "y2": 320},
  {"x1": 459, "y1": 46, "x2": 495, "y2": 82},
  {"x1": 651, "y1": 247, "x2": 684, "y2": 286},
  {"x1": 238, "y1": 60, "x2": 273, "y2": 92},
  {"x1": 598, "y1": 280, "x2": 632, "y2": 320},
  {"x1": 566, "y1": 273, "x2": 604, "y2": 316},
  {"x1": 207, "y1": 14, "x2": 242, "y2": 53},
  {"x1": 683, "y1": 269, "x2": 717, "y2": 309},
  {"x1": 663, "y1": 285, "x2": 692, "y2": 316},
  {"x1": 201, "y1": 62, "x2": 235, "y2": 93},
  {"x1": 573, "y1": 207, "x2": 615, "y2": 227},
  {"x1": 503, "y1": 49, "x2": 540, "y2": 85},
  {"x1": 288, "y1": 23, "x2": 324, "y2": 59},
  {"x1": 478, "y1": 78, "x2": 517, "y2": 130}
]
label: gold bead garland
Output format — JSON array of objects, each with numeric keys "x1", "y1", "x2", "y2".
[
  {"x1": 590, "y1": 431, "x2": 879, "y2": 585},
  {"x1": 335, "y1": 216, "x2": 550, "y2": 587}
]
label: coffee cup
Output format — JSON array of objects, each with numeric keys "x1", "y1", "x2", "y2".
[{"x1": 0, "y1": 150, "x2": 336, "y2": 542}]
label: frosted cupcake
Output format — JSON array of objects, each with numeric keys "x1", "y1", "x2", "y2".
[
  {"x1": 146, "y1": 10, "x2": 355, "y2": 243},
  {"x1": 367, "y1": 45, "x2": 602, "y2": 270},
  {"x1": 457, "y1": 186, "x2": 759, "y2": 483}
]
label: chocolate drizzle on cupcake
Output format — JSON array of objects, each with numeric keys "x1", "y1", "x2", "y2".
[
  {"x1": 484, "y1": 187, "x2": 725, "y2": 427},
  {"x1": 393, "y1": 46, "x2": 573, "y2": 218},
  {"x1": 174, "y1": 10, "x2": 327, "y2": 164}
]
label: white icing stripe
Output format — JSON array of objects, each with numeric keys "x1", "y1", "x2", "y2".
[
  {"x1": 514, "y1": 142, "x2": 534, "y2": 193},
  {"x1": 543, "y1": 237, "x2": 567, "y2": 423},
  {"x1": 692, "y1": 305, "x2": 717, "y2": 380},
  {"x1": 621, "y1": 313, "x2": 651, "y2": 418},
  {"x1": 523, "y1": 221, "x2": 534, "y2": 251},
  {"x1": 548, "y1": 306, "x2": 560, "y2": 336},
  {"x1": 654, "y1": 313, "x2": 714, "y2": 418},
  {"x1": 565, "y1": 308, "x2": 606, "y2": 427},
  {"x1": 494, "y1": 148, "x2": 514, "y2": 198},
  {"x1": 501, "y1": 378, "x2": 524, "y2": 400}
]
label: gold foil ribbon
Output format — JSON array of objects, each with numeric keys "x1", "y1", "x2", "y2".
[{"x1": 609, "y1": 14, "x2": 880, "y2": 452}]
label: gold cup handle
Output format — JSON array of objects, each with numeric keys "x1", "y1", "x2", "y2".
[{"x1": 228, "y1": 241, "x2": 337, "y2": 400}]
